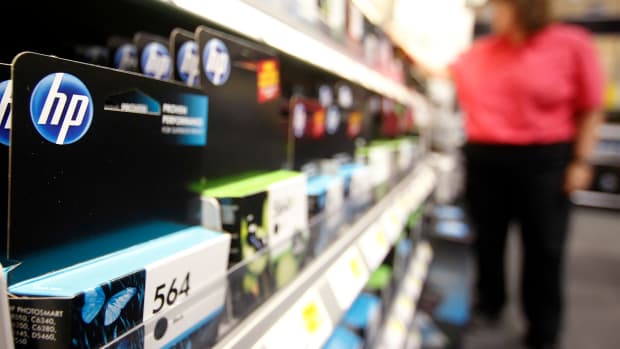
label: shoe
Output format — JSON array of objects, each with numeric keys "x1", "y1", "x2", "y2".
[
  {"x1": 523, "y1": 333, "x2": 559, "y2": 349},
  {"x1": 468, "y1": 305, "x2": 502, "y2": 329}
]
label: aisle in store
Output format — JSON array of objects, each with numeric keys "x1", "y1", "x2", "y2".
[{"x1": 463, "y1": 208, "x2": 620, "y2": 349}]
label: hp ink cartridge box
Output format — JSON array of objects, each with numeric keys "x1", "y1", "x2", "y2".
[
  {"x1": 7, "y1": 52, "x2": 210, "y2": 279},
  {"x1": 5, "y1": 52, "x2": 227, "y2": 348},
  {"x1": 102, "y1": 269, "x2": 227, "y2": 349},
  {"x1": 356, "y1": 143, "x2": 395, "y2": 198},
  {"x1": 134, "y1": 32, "x2": 172, "y2": 80},
  {"x1": 395, "y1": 137, "x2": 418, "y2": 173},
  {"x1": 306, "y1": 174, "x2": 344, "y2": 218},
  {"x1": 201, "y1": 171, "x2": 308, "y2": 268},
  {"x1": 170, "y1": 28, "x2": 200, "y2": 88},
  {"x1": 339, "y1": 162, "x2": 372, "y2": 211},
  {"x1": 9, "y1": 227, "x2": 230, "y2": 349},
  {"x1": 0, "y1": 64, "x2": 10, "y2": 265},
  {"x1": 201, "y1": 171, "x2": 308, "y2": 316}
]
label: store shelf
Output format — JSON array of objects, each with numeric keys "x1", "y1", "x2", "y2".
[
  {"x1": 372, "y1": 241, "x2": 433, "y2": 349},
  {"x1": 600, "y1": 123, "x2": 620, "y2": 141},
  {"x1": 475, "y1": 17, "x2": 620, "y2": 36},
  {"x1": 572, "y1": 190, "x2": 620, "y2": 209},
  {"x1": 213, "y1": 162, "x2": 437, "y2": 349},
  {"x1": 167, "y1": 0, "x2": 417, "y2": 105},
  {"x1": 564, "y1": 17, "x2": 620, "y2": 34}
]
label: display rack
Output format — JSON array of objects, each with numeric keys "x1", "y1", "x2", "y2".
[
  {"x1": 565, "y1": 16, "x2": 620, "y2": 34},
  {"x1": 167, "y1": 0, "x2": 417, "y2": 106},
  {"x1": 572, "y1": 190, "x2": 620, "y2": 209},
  {"x1": 600, "y1": 123, "x2": 620, "y2": 142},
  {"x1": 475, "y1": 16, "x2": 620, "y2": 37},
  {"x1": 372, "y1": 241, "x2": 433, "y2": 349},
  {"x1": 212, "y1": 162, "x2": 437, "y2": 349},
  {"x1": 0, "y1": 2, "x2": 437, "y2": 348}
]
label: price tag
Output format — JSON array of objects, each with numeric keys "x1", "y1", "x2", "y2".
[
  {"x1": 418, "y1": 242, "x2": 433, "y2": 264},
  {"x1": 382, "y1": 211, "x2": 400, "y2": 244},
  {"x1": 408, "y1": 186, "x2": 418, "y2": 209},
  {"x1": 380, "y1": 317, "x2": 407, "y2": 349},
  {"x1": 410, "y1": 258, "x2": 425, "y2": 279},
  {"x1": 263, "y1": 290, "x2": 333, "y2": 349},
  {"x1": 408, "y1": 329, "x2": 422, "y2": 349},
  {"x1": 394, "y1": 295, "x2": 415, "y2": 326},
  {"x1": 358, "y1": 224, "x2": 390, "y2": 270},
  {"x1": 327, "y1": 247, "x2": 369, "y2": 310},
  {"x1": 302, "y1": 302, "x2": 321, "y2": 334},
  {"x1": 402, "y1": 275, "x2": 420, "y2": 298},
  {"x1": 299, "y1": 291, "x2": 332, "y2": 347}
]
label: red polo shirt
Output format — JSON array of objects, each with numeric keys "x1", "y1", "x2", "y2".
[{"x1": 451, "y1": 24, "x2": 604, "y2": 145}]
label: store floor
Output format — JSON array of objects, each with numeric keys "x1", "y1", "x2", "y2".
[{"x1": 463, "y1": 208, "x2": 620, "y2": 349}]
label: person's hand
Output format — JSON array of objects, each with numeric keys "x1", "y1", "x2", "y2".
[{"x1": 564, "y1": 160, "x2": 593, "y2": 194}]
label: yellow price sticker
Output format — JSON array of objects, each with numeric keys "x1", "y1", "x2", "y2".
[
  {"x1": 376, "y1": 230, "x2": 388, "y2": 247},
  {"x1": 390, "y1": 212, "x2": 398, "y2": 225},
  {"x1": 350, "y1": 258, "x2": 361, "y2": 279},
  {"x1": 302, "y1": 302, "x2": 322, "y2": 334}
]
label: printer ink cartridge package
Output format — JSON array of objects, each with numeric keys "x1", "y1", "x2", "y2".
[
  {"x1": 322, "y1": 326, "x2": 363, "y2": 349},
  {"x1": 134, "y1": 32, "x2": 173, "y2": 80},
  {"x1": 356, "y1": 143, "x2": 394, "y2": 198},
  {"x1": 6, "y1": 52, "x2": 229, "y2": 348},
  {"x1": 170, "y1": 28, "x2": 200, "y2": 88},
  {"x1": 201, "y1": 171, "x2": 308, "y2": 273},
  {"x1": 107, "y1": 36, "x2": 139, "y2": 72},
  {"x1": 9, "y1": 227, "x2": 230, "y2": 349},
  {"x1": 201, "y1": 171, "x2": 308, "y2": 314},
  {"x1": 342, "y1": 293, "x2": 381, "y2": 341},
  {"x1": 396, "y1": 137, "x2": 418, "y2": 174},
  {"x1": 306, "y1": 172, "x2": 345, "y2": 255},
  {"x1": 194, "y1": 25, "x2": 285, "y2": 178},
  {"x1": 338, "y1": 162, "x2": 372, "y2": 211},
  {"x1": 0, "y1": 64, "x2": 10, "y2": 264},
  {"x1": 307, "y1": 174, "x2": 344, "y2": 218}
]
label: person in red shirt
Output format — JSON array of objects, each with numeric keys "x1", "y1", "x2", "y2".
[{"x1": 425, "y1": 0, "x2": 604, "y2": 348}]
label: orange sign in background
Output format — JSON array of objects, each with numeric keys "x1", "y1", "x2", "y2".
[{"x1": 257, "y1": 59, "x2": 281, "y2": 103}]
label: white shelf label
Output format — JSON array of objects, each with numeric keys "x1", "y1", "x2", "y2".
[
  {"x1": 358, "y1": 224, "x2": 390, "y2": 270},
  {"x1": 380, "y1": 317, "x2": 407, "y2": 349},
  {"x1": 393, "y1": 295, "x2": 415, "y2": 326},
  {"x1": 402, "y1": 274, "x2": 423, "y2": 299},
  {"x1": 326, "y1": 247, "x2": 370, "y2": 310},
  {"x1": 396, "y1": 197, "x2": 409, "y2": 222},
  {"x1": 263, "y1": 289, "x2": 333, "y2": 349},
  {"x1": 382, "y1": 210, "x2": 401, "y2": 244},
  {"x1": 418, "y1": 242, "x2": 433, "y2": 264}
]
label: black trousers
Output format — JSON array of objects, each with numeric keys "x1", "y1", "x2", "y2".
[{"x1": 465, "y1": 142, "x2": 572, "y2": 343}]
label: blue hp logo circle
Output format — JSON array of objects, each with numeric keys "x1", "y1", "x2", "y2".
[
  {"x1": 114, "y1": 44, "x2": 138, "y2": 71},
  {"x1": 0, "y1": 80, "x2": 12, "y2": 146},
  {"x1": 177, "y1": 41, "x2": 199, "y2": 87},
  {"x1": 30, "y1": 73, "x2": 93, "y2": 145},
  {"x1": 326, "y1": 106, "x2": 341, "y2": 135},
  {"x1": 141, "y1": 42, "x2": 172, "y2": 80},
  {"x1": 202, "y1": 38, "x2": 230, "y2": 86}
]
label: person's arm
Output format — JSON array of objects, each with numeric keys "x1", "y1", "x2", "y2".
[
  {"x1": 564, "y1": 109, "x2": 605, "y2": 194},
  {"x1": 565, "y1": 28, "x2": 606, "y2": 194},
  {"x1": 416, "y1": 61, "x2": 452, "y2": 80}
]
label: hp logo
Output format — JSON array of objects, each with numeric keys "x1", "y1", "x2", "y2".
[
  {"x1": 30, "y1": 73, "x2": 93, "y2": 145},
  {"x1": 0, "y1": 80, "x2": 12, "y2": 146},
  {"x1": 114, "y1": 44, "x2": 138, "y2": 71},
  {"x1": 292, "y1": 103, "x2": 306, "y2": 138},
  {"x1": 177, "y1": 41, "x2": 199, "y2": 87},
  {"x1": 326, "y1": 106, "x2": 340, "y2": 135},
  {"x1": 202, "y1": 38, "x2": 230, "y2": 86},
  {"x1": 141, "y1": 42, "x2": 172, "y2": 80}
]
